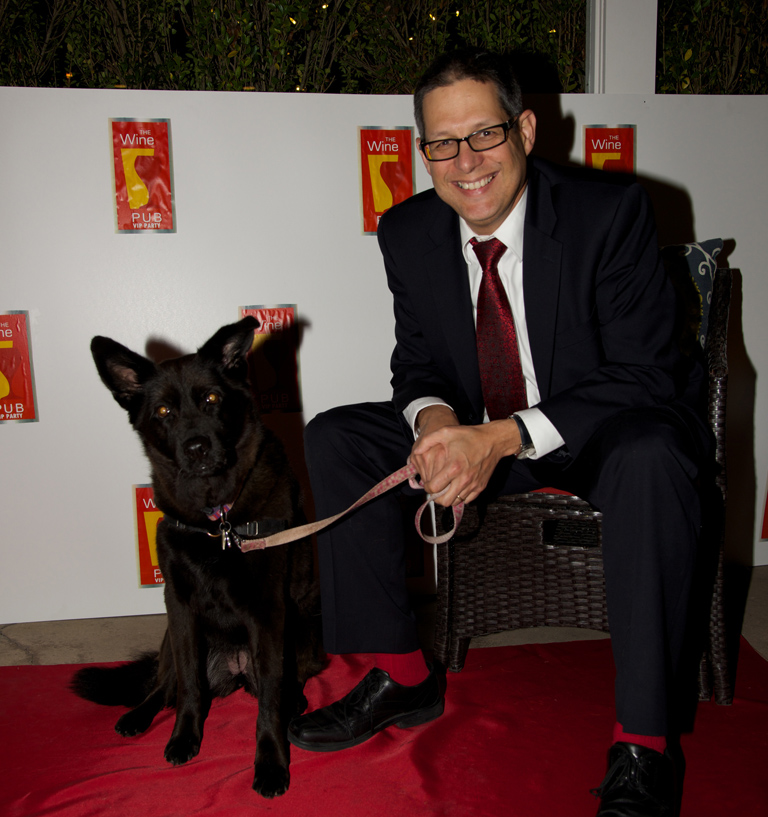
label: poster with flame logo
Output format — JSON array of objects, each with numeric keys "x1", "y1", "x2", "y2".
[
  {"x1": 0, "y1": 311, "x2": 38, "y2": 423},
  {"x1": 134, "y1": 484, "x2": 164, "y2": 587},
  {"x1": 584, "y1": 125, "x2": 636, "y2": 174},
  {"x1": 110, "y1": 119, "x2": 175, "y2": 233},
  {"x1": 359, "y1": 127, "x2": 414, "y2": 234}
]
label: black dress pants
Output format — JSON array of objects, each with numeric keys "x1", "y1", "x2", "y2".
[{"x1": 304, "y1": 400, "x2": 705, "y2": 736}]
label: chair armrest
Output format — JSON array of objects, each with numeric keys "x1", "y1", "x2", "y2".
[{"x1": 705, "y1": 269, "x2": 732, "y2": 379}]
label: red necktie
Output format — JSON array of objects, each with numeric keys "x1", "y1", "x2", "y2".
[{"x1": 472, "y1": 237, "x2": 528, "y2": 420}]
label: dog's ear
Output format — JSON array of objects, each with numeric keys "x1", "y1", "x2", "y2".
[
  {"x1": 198, "y1": 316, "x2": 261, "y2": 371},
  {"x1": 91, "y1": 336, "x2": 156, "y2": 411}
]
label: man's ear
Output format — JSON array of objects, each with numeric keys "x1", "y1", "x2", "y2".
[
  {"x1": 416, "y1": 138, "x2": 433, "y2": 177},
  {"x1": 517, "y1": 110, "x2": 537, "y2": 156}
]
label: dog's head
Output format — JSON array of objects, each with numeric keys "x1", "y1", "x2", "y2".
[{"x1": 91, "y1": 317, "x2": 263, "y2": 512}]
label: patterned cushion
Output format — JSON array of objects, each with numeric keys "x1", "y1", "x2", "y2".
[{"x1": 662, "y1": 239, "x2": 723, "y2": 355}]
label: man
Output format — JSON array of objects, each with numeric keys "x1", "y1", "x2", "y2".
[{"x1": 289, "y1": 48, "x2": 708, "y2": 817}]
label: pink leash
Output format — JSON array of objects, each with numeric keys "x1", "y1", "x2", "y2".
[{"x1": 239, "y1": 463, "x2": 464, "y2": 552}]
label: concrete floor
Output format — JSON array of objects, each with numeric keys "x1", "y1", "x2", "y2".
[{"x1": 2, "y1": 565, "x2": 767, "y2": 668}]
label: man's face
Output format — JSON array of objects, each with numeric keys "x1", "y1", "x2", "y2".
[{"x1": 418, "y1": 78, "x2": 536, "y2": 235}]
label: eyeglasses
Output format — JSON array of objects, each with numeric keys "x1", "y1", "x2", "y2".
[{"x1": 419, "y1": 118, "x2": 518, "y2": 162}]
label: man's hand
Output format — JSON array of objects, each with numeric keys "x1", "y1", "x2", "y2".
[{"x1": 409, "y1": 405, "x2": 523, "y2": 507}]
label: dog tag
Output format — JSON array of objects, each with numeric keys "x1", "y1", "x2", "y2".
[{"x1": 218, "y1": 518, "x2": 242, "y2": 550}]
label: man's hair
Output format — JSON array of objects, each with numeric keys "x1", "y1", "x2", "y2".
[{"x1": 413, "y1": 48, "x2": 523, "y2": 140}]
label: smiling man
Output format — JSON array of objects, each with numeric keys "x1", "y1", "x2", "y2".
[
  {"x1": 290, "y1": 49, "x2": 709, "y2": 817},
  {"x1": 418, "y1": 78, "x2": 533, "y2": 235}
]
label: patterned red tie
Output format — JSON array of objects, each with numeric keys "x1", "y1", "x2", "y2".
[{"x1": 472, "y1": 237, "x2": 528, "y2": 420}]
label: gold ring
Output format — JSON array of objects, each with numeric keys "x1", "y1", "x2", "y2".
[{"x1": 456, "y1": 494, "x2": 464, "y2": 503}]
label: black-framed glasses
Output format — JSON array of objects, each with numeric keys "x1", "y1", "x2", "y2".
[{"x1": 419, "y1": 118, "x2": 518, "y2": 162}]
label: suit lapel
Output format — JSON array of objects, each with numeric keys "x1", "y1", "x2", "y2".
[
  {"x1": 423, "y1": 208, "x2": 485, "y2": 415},
  {"x1": 523, "y1": 163, "x2": 562, "y2": 401}
]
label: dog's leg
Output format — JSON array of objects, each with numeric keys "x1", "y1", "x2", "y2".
[
  {"x1": 115, "y1": 686, "x2": 166, "y2": 735},
  {"x1": 163, "y1": 600, "x2": 211, "y2": 766},
  {"x1": 115, "y1": 634, "x2": 175, "y2": 736},
  {"x1": 250, "y1": 630, "x2": 293, "y2": 798}
]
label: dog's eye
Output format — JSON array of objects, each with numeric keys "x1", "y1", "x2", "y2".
[
  {"x1": 156, "y1": 405, "x2": 171, "y2": 418},
  {"x1": 205, "y1": 392, "x2": 220, "y2": 405}
]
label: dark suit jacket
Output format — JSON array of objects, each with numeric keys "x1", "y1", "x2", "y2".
[{"x1": 377, "y1": 157, "x2": 701, "y2": 459}]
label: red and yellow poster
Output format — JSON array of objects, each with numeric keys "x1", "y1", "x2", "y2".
[
  {"x1": 584, "y1": 125, "x2": 636, "y2": 174},
  {"x1": 111, "y1": 119, "x2": 175, "y2": 233},
  {"x1": 359, "y1": 127, "x2": 414, "y2": 234},
  {"x1": 134, "y1": 485, "x2": 164, "y2": 587},
  {"x1": 240, "y1": 305, "x2": 302, "y2": 413},
  {"x1": 0, "y1": 311, "x2": 38, "y2": 423}
]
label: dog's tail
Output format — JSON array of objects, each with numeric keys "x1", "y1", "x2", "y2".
[{"x1": 70, "y1": 652, "x2": 159, "y2": 707}]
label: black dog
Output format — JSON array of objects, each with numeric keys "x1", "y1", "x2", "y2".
[{"x1": 71, "y1": 317, "x2": 323, "y2": 798}]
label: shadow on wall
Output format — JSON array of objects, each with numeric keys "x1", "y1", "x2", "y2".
[{"x1": 526, "y1": 90, "x2": 698, "y2": 245}]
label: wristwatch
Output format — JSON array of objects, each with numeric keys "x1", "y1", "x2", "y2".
[{"x1": 510, "y1": 414, "x2": 536, "y2": 459}]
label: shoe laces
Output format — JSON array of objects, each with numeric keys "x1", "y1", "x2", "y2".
[
  {"x1": 348, "y1": 671, "x2": 383, "y2": 706},
  {"x1": 590, "y1": 750, "x2": 667, "y2": 808},
  {"x1": 336, "y1": 670, "x2": 384, "y2": 725}
]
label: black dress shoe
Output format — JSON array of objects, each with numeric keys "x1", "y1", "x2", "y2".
[
  {"x1": 592, "y1": 742, "x2": 678, "y2": 817},
  {"x1": 287, "y1": 665, "x2": 445, "y2": 752}
]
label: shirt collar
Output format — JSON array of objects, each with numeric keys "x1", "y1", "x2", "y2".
[{"x1": 460, "y1": 185, "x2": 528, "y2": 263}]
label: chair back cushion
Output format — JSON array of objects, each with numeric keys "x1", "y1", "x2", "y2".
[{"x1": 662, "y1": 239, "x2": 723, "y2": 355}]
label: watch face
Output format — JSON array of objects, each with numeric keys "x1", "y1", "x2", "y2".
[{"x1": 517, "y1": 441, "x2": 535, "y2": 460}]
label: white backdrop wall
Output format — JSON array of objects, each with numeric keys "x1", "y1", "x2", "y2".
[{"x1": 1, "y1": 87, "x2": 766, "y2": 624}]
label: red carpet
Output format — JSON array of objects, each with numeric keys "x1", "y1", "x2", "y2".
[{"x1": 2, "y1": 639, "x2": 767, "y2": 816}]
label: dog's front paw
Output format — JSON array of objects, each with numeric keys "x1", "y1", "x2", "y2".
[
  {"x1": 164, "y1": 734, "x2": 201, "y2": 765},
  {"x1": 252, "y1": 759, "x2": 290, "y2": 798},
  {"x1": 116, "y1": 708, "x2": 154, "y2": 736}
]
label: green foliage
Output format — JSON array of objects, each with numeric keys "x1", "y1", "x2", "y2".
[
  {"x1": 339, "y1": 0, "x2": 584, "y2": 94},
  {"x1": 657, "y1": 0, "x2": 768, "y2": 94},
  {"x1": 0, "y1": 0, "x2": 79, "y2": 87},
  {"x1": 2, "y1": 1, "x2": 765, "y2": 94},
  {"x1": 0, "y1": 0, "x2": 584, "y2": 92},
  {"x1": 166, "y1": 0, "x2": 360, "y2": 92}
]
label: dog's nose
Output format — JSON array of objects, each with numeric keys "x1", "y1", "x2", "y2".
[{"x1": 183, "y1": 436, "x2": 211, "y2": 460}]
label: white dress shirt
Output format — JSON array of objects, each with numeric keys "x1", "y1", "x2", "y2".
[{"x1": 403, "y1": 186, "x2": 565, "y2": 459}]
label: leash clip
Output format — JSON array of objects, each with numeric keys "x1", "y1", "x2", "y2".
[{"x1": 218, "y1": 513, "x2": 242, "y2": 551}]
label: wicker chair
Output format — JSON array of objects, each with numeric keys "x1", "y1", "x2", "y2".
[{"x1": 434, "y1": 267, "x2": 733, "y2": 706}]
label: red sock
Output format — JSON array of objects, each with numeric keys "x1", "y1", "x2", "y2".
[
  {"x1": 613, "y1": 722, "x2": 667, "y2": 754},
  {"x1": 375, "y1": 650, "x2": 429, "y2": 686}
]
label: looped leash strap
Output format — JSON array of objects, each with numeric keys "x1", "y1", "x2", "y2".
[{"x1": 239, "y1": 463, "x2": 464, "y2": 552}]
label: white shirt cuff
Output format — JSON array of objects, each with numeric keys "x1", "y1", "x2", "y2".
[
  {"x1": 403, "y1": 397, "x2": 452, "y2": 438},
  {"x1": 404, "y1": 399, "x2": 564, "y2": 460},
  {"x1": 514, "y1": 407, "x2": 565, "y2": 460}
]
